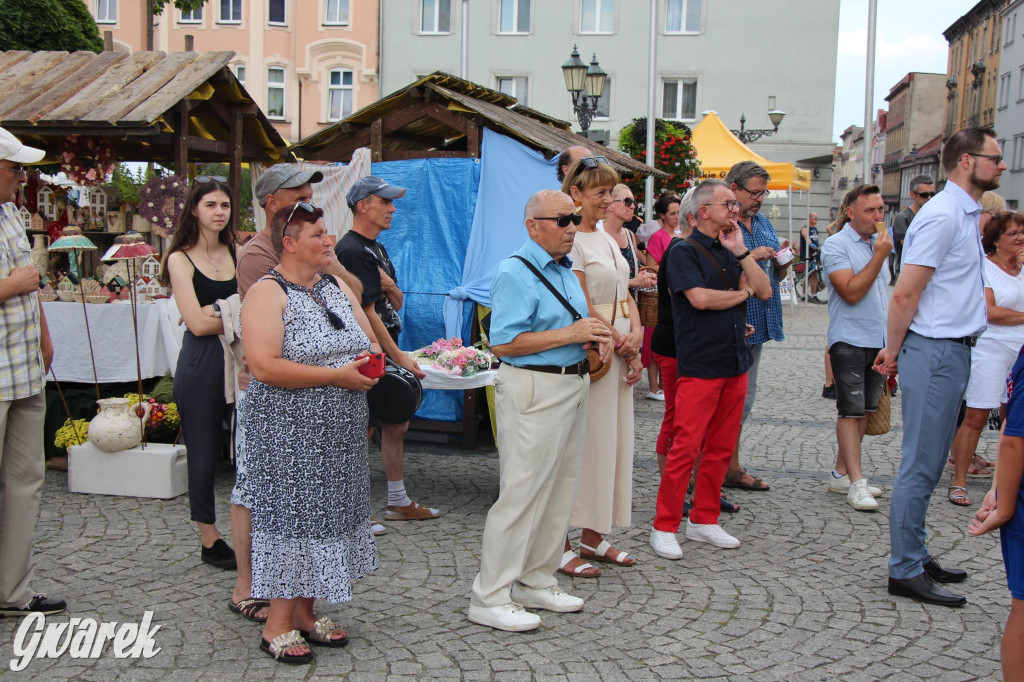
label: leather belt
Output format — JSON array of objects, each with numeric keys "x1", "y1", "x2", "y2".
[
  {"x1": 519, "y1": 361, "x2": 589, "y2": 377},
  {"x1": 945, "y1": 336, "x2": 978, "y2": 347}
]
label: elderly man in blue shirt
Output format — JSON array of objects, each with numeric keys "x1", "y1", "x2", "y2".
[
  {"x1": 723, "y1": 161, "x2": 788, "y2": 492},
  {"x1": 468, "y1": 189, "x2": 612, "y2": 632},
  {"x1": 821, "y1": 184, "x2": 891, "y2": 512},
  {"x1": 876, "y1": 127, "x2": 1007, "y2": 607}
]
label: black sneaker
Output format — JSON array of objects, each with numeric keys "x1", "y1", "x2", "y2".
[
  {"x1": 822, "y1": 384, "x2": 837, "y2": 400},
  {"x1": 0, "y1": 594, "x2": 67, "y2": 618},
  {"x1": 201, "y1": 538, "x2": 237, "y2": 570}
]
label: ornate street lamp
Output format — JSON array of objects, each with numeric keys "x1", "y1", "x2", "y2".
[
  {"x1": 562, "y1": 46, "x2": 607, "y2": 135},
  {"x1": 731, "y1": 108, "x2": 786, "y2": 144}
]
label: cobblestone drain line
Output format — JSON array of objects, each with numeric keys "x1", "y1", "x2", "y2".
[{"x1": 0, "y1": 306, "x2": 1006, "y2": 680}]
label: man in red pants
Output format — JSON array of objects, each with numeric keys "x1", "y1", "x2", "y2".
[{"x1": 650, "y1": 179, "x2": 771, "y2": 558}]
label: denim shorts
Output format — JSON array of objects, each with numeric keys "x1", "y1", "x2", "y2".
[
  {"x1": 229, "y1": 389, "x2": 251, "y2": 509},
  {"x1": 830, "y1": 342, "x2": 885, "y2": 418},
  {"x1": 1002, "y1": 530, "x2": 1024, "y2": 601}
]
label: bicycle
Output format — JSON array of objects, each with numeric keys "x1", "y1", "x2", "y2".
[{"x1": 793, "y1": 242, "x2": 826, "y2": 303}]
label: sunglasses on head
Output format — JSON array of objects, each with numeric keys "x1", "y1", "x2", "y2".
[
  {"x1": 534, "y1": 213, "x2": 583, "y2": 228},
  {"x1": 194, "y1": 174, "x2": 227, "y2": 185},
  {"x1": 579, "y1": 155, "x2": 609, "y2": 170},
  {"x1": 284, "y1": 201, "x2": 319, "y2": 229}
]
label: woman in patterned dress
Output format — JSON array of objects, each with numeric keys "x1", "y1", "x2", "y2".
[{"x1": 241, "y1": 202, "x2": 382, "y2": 664}]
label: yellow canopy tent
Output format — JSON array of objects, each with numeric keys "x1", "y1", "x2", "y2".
[{"x1": 691, "y1": 111, "x2": 813, "y2": 306}]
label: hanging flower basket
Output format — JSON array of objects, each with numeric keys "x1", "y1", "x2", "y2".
[
  {"x1": 138, "y1": 176, "x2": 188, "y2": 237},
  {"x1": 60, "y1": 135, "x2": 116, "y2": 187}
]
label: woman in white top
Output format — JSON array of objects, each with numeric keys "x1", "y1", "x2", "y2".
[{"x1": 948, "y1": 211, "x2": 1024, "y2": 506}]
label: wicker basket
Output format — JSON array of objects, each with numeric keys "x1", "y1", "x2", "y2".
[
  {"x1": 56, "y1": 291, "x2": 76, "y2": 302},
  {"x1": 866, "y1": 389, "x2": 890, "y2": 436},
  {"x1": 637, "y1": 288, "x2": 659, "y2": 327},
  {"x1": 39, "y1": 293, "x2": 58, "y2": 302},
  {"x1": 85, "y1": 294, "x2": 109, "y2": 304}
]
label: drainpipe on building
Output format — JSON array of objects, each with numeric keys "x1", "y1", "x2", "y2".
[
  {"x1": 461, "y1": 0, "x2": 470, "y2": 79},
  {"x1": 862, "y1": 0, "x2": 877, "y2": 185},
  {"x1": 378, "y1": 0, "x2": 385, "y2": 92},
  {"x1": 644, "y1": 0, "x2": 656, "y2": 222}
]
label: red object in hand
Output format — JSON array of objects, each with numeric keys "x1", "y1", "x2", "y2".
[{"x1": 358, "y1": 353, "x2": 386, "y2": 378}]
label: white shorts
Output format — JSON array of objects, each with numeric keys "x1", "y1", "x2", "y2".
[{"x1": 965, "y1": 336, "x2": 1022, "y2": 409}]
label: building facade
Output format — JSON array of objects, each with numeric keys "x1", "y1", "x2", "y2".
[
  {"x1": 996, "y1": 0, "x2": 1024, "y2": 208},
  {"x1": 944, "y1": 0, "x2": 1004, "y2": 141},
  {"x1": 881, "y1": 72, "x2": 946, "y2": 216},
  {"x1": 380, "y1": 0, "x2": 840, "y2": 219},
  {"x1": 85, "y1": 0, "x2": 380, "y2": 143}
]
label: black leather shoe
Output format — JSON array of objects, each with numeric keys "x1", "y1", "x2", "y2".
[
  {"x1": 888, "y1": 574, "x2": 966, "y2": 607},
  {"x1": 201, "y1": 538, "x2": 237, "y2": 570},
  {"x1": 923, "y1": 556, "x2": 968, "y2": 583},
  {"x1": 0, "y1": 594, "x2": 67, "y2": 618}
]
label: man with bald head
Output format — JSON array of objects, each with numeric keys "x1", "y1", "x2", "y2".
[
  {"x1": 468, "y1": 189, "x2": 612, "y2": 632},
  {"x1": 557, "y1": 145, "x2": 591, "y2": 183}
]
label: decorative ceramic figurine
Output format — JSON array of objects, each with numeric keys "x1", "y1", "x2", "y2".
[
  {"x1": 88, "y1": 398, "x2": 151, "y2": 452},
  {"x1": 30, "y1": 234, "x2": 48, "y2": 278}
]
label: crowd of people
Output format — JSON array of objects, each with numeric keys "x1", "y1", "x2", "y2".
[{"x1": 1, "y1": 124, "x2": 1022, "y2": 676}]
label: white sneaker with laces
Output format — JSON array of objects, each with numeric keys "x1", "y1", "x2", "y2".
[
  {"x1": 511, "y1": 584, "x2": 584, "y2": 613},
  {"x1": 847, "y1": 478, "x2": 879, "y2": 511},
  {"x1": 467, "y1": 602, "x2": 542, "y2": 631},
  {"x1": 828, "y1": 473, "x2": 882, "y2": 497},
  {"x1": 685, "y1": 520, "x2": 740, "y2": 548},
  {"x1": 650, "y1": 529, "x2": 683, "y2": 559},
  {"x1": 646, "y1": 391, "x2": 665, "y2": 402}
]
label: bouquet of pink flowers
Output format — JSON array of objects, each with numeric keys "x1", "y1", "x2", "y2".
[{"x1": 413, "y1": 337, "x2": 496, "y2": 377}]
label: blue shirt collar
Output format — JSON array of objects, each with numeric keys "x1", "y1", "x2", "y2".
[
  {"x1": 840, "y1": 223, "x2": 872, "y2": 245},
  {"x1": 523, "y1": 237, "x2": 573, "y2": 269},
  {"x1": 944, "y1": 180, "x2": 983, "y2": 216}
]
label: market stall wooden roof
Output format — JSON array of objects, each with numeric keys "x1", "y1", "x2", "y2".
[
  {"x1": 0, "y1": 49, "x2": 292, "y2": 165},
  {"x1": 291, "y1": 72, "x2": 667, "y2": 179}
]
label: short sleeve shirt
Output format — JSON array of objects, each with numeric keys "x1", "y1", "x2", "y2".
[
  {"x1": 902, "y1": 182, "x2": 987, "y2": 339},
  {"x1": 335, "y1": 230, "x2": 401, "y2": 338},
  {"x1": 822, "y1": 224, "x2": 888, "y2": 350},
  {"x1": 666, "y1": 229, "x2": 751, "y2": 379},
  {"x1": 489, "y1": 239, "x2": 588, "y2": 367},
  {"x1": 236, "y1": 231, "x2": 277, "y2": 301},
  {"x1": 999, "y1": 348, "x2": 1024, "y2": 539},
  {"x1": 738, "y1": 213, "x2": 785, "y2": 345},
  {"x1": 0, "y1": 203, "x2": 43, "y2": 400}
]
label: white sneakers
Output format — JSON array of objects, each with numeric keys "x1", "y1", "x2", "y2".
[
  {"x1": 646, "y1": 391, "x2": 665, "y2": 402},
  {"x1": 650, "y1": 529, "x2": 683, "y2": 559},
  {"x1": 685, "y1": 520, "x2": 741, "y2": 548},
  {"x1": 467, "y1": 602, "x2": 541, "y2": 631},
  {"x1": 511, "y1": 584, "x2": 584, "y2": 613},
  {"x1": 847, "y1": 478, "x2": 879, "y2": 511},
  {"x1": 829, "y1": 473, "x2": 882, "y2": 497}
]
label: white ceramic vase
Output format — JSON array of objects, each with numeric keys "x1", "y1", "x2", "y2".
[{"x1": 88, "y1": 398, "x2": 151, "y2": 453}]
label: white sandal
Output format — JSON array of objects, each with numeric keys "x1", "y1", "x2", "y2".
[
  {"x1": 556, "y1": 550, "x2": 600, "y2": 578},
  {"x1": 579, "y1": 540, "x2": 637, "y2": 566}
]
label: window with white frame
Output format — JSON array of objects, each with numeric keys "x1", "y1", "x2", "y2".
[
  {"x1": 591, "y1": 77, "x2": 611, "y2": 119},
  {"x1": 179, "y1": 7, "x2": 202, "y2": 22},
  {"x1": 496, "y1": 76, "x2": 529, "y2": 105},
  {"x1": 1006, "y1": 12, "x2": 1017, "y2": 45},
  {"x1": 269, "y1": 0, "x2": 286, "y2": 25},
  {"x1": 421, "y1": 0, "x2": 451, "y2": 33},
  {"x1": 267, "y1": 67, "x2": 286, "y2": 119},
  {"x1": 328, "y1": 69, "x2": 354, "y2": 121},
  {"x1": 662, "y1": 77, "x2": 698, "y2": 120},
  {"x1": 666, "y1": 0, "x2": 701, "y2": 34},
  {"x1": 95, "y1": 0, "x2": 117, "y2": 23},
  {"x1": 1000, "y1": 72, "x2": 1012, "y2": 108},
  {"x1": 1014, "y1": 133, "x2": 1024, "y2": 170},
  {"x1": 219, "y1": 0, "x2": 242, "y2": 23},
  {"x1": 234, "y1": 64, "x2": 246, "y2": 85},
  {"x1": 325, "y1": 0, "x2": 349, "y2": 24},
  {"x1": 499, "y1": 0, "x2": 530, "y2": 34},
  {"x1": 581, "y1": 0, "x2": 614, "y2": 34},
  {"x1": 1019, "y1": 65, "x2": 1024, "y2": 101}
]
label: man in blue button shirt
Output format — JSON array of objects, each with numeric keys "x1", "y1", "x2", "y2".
[
  {"x1": 469, "y1": 190, "x2": 612, "y2": 632},
  {"x1": 877, "y1": 127, "x2": 1006, "y2": 607},
  {"x1": 821, "y1": 185, "x2": 891, "y2": 512}
]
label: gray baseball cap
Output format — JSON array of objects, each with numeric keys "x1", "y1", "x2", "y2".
[
  {"x1": 346, "y1": 176, "x2": 407, "y2": 208},
  {"x1": 254, "y1": 164, "x2": 324, "y2": 207}
]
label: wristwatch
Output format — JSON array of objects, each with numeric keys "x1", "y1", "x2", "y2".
[
  {"x1": 736, "y1": 250, "x2": 751, "y2": 262},
  {"x1": 212, "y1": 302, "x2": 222, "y2": 318}
]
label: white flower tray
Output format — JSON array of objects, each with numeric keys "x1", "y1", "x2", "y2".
[{"x1": 68, "y1": 442, "x2": 187, "y2": 499}]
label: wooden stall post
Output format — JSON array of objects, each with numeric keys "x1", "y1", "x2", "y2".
[
  {"x1": 175, "y1": 99, "x2": 192, "y2": 178},
  {"x1": 229, "y1": 107, "x2": 243, "y2": 234}
]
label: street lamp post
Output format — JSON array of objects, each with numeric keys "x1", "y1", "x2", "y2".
[
  {"x1": 730, "y1": 109, "x2": 786, "y2": 144},
  {"x1": 561, "y1": 46, "x2": 607, "y2": 135}
]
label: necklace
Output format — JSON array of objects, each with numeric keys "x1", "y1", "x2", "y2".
[
  {"x1": 991, "y1": 253, "x2": 1021, "y2": 277},
  {"x1": 202, "y1": 249, "x2": 226, "y2": 273}
]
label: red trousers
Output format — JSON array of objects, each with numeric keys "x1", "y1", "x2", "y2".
[
  {"x1": 654, "y1": 373, "x2": 747, "y2": 529},
  {"x1": 653, "y1": 353, "x2": 678, "y2": 455}
]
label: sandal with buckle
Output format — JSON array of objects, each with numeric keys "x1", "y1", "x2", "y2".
[
  {"x1": 229, "y1": 597, "x2": 270, "y2": 623},
  {"x1": 299, "y1": 616, "x2": 348, "y2": 648},
  {"x1": 579, "y1": 540, "x2": 637, "y2": 567},
  {"x1": 973, "y1": 455, "x2": 995, "y2": 469},
  {"x1": 260, "y1": 629, "x2": 312, "y2": 664},
  {"x1": 384, "y1": 501, "x2": 440, "y2": 521},
  {"x1": 722, "y1": 467, "x2": 770, "y2": 491},
  {"x1": 557, "y1": 550, "x2": 601, "y2": 578},
  {"x1": 948, "y1": 486, "x2": 971, "y2": 507}
]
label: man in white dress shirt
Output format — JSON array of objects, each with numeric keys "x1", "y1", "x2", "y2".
[{"x1": 876, "y1": 127, "x2": 1006, "y2": 607}]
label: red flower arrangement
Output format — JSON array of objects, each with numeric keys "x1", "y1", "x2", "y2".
[
  {"x1": 618, "y1": 118, "x2": 702, "y2": 213},
  {"x1": 60, "y1": 135, "x2": 116, "y2": 187}
]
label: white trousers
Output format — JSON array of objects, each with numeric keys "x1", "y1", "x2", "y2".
[{"x1": 470, "y1": 364, "x2": 589, "y2": 607}]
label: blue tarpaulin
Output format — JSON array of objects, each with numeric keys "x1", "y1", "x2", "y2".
[{"x1": 372, "y1": 158, "x2": 480, "y2": 422}]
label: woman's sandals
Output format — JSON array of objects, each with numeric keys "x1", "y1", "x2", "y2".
[
  {"x1": 948, "y1": 486, "x2": 971, "y2": 507},
  {"x1": 299, "y1": 616, "x2": 349, "y2": 648},
  {"x1": 260, "y1": 630, "x2": 313, "y2": 664},
  {"x1": 579, "y1": 540, "x2": 637, "y2": 567},
  {"x1": 557, "y1": 550, "x2": 601, "y2": 578}
]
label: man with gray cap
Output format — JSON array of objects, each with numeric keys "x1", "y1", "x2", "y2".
[
  {"x1": 336, "y1": 176, "x2": 438, "y2": 522},
  {"x1": 0, "y1": 127, "x2": 64, "y2": 618}
]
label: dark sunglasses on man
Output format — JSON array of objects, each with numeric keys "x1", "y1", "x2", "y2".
[
  {"x1": 533, "y1": 213, "x2": 583, "y2": 228},
  {"x1": 914, "y1": 191, "x2": 936, "y2": 199}
]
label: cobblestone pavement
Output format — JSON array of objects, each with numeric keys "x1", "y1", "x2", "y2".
[{"x1": 0, "y1": 302, "x2": 1010, "y2": 680}]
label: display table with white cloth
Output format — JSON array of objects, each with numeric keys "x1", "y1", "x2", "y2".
[{"x1": 43, "y1": 298, "x2": 184, "y2": 383}]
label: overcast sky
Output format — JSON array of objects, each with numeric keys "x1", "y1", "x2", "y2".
[{"x1": 832, "y1": 0, "x2": 973, "y2": 143}]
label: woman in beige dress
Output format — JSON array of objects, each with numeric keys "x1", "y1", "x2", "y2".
[{"x1": 559, "y1": 158, "x2": 644, "y2": 578}]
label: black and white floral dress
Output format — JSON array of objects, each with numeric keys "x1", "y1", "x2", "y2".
[{"x1": 246, "y1": 270, "x2": 378, "y2": 603}]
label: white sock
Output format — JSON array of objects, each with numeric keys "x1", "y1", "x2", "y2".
[{"x1": 387, "y1": 480, "x2": 411, "y2": 508}]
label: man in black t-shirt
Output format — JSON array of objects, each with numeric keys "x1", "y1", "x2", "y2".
[{"x1": 336, "y1": 176, "x2": 438, "y2": 523}]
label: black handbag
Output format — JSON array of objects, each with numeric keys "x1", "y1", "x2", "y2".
[{"x1": 367, "y1": 357, "x2": 423, "y2": 424}]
